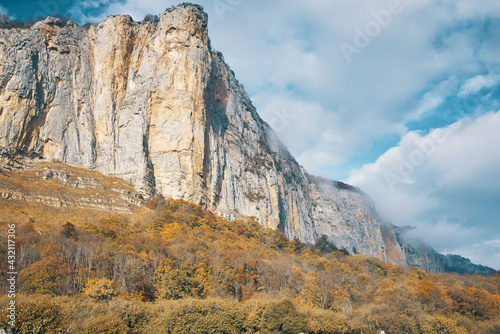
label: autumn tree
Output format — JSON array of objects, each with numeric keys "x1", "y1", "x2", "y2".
[
  {"x1": 156, "y1": 258, "x2": 207, "y2": 299},
  {"x1": 60, "y1": 222, "x2": 77, "y2": 239},
  {"x1": 0, "y1": 298, "x2": 65, "y2": 333},
  {"x1": 20, "y1": 245, "x2": 71, "y2": 295},
  {"x1": 419, "y1": 313, "x2": 468, "y2": 334},
  {"x1": 416, "y1": 279, "x2": 452, "y2": 314},
  {"x1": 82, "y1": 278, "x2": 118, "y2": 301},
  {"x1": 451, "y1": 287, "x2": 500, "y2": 320},
  {"x1": 257, "y1": 259, "x2": 292, "y2": 298},
  {"x1": 262, "y1": 299, "x2": 308, "y2": 334}
]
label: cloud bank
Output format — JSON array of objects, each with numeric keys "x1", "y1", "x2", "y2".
[{"x1": 348, "y1": 111, "x2": 500, "y2": 268}]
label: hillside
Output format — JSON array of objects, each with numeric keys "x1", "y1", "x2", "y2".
[{"x1": 1, "y1": 193, "x2": 499, "y2": 333}]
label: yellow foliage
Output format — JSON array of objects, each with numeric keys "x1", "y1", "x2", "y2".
[
  {"x1": 161, "y1": 222, "x2": 183, "y2": 240},
  {"x1": 82, "y1": 278, "x2": 118, "y2": 301},
  {"x1": 117, "y1": 291, "x2": 144, "y2": 301},
  {"x1": 3, "y1": 197, "x2": 500, "y2": 333},
  {"x1": 420, "y1": 314, "x2": 468, "y2": 334}
]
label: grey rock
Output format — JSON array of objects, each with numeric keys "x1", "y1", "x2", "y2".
[{"x1": 0, "y1": 5, "x2": 490, "y2": 273}]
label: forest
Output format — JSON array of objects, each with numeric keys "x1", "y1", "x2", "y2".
[{"x1": 0, "y1": 197, "x2": 499, "y2": 333}]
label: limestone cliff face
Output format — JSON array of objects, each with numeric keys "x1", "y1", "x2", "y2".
[{"x1": 0, "y1": 5, "x2": 409, "y2": 265}]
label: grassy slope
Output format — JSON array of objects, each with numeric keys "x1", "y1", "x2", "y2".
[{"x1": 0, "y1": 163, "x2": 499, "y2": 333}]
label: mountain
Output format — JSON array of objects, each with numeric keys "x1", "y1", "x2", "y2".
[{"x1": 0, "y1": 4, "x2": 491, "y2": 274}]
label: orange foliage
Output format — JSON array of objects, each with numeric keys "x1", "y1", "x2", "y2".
[{"x1": 2, "y1": 198, "x2": 499, "y2": 333}]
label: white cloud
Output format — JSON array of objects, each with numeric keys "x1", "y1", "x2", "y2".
[
  {"x1": 0, "y1": 5, "x2": 14, "y2": 18},
  {"x1": 407, "y1": 93, "x2": 444, "y2": 121},
  {"x1": 405, "y1": 217, "x2": 485, "y2": 251},
  {"x1": 69, "y1": 0, "x2": 175, "y2": 22},
  {"x1": 445, "y1": 239, "x2": 500, "y2": 270},
  {"x1": 253, "y1": 93, "x2": 348, "y2": 177},
  {"x1": 196, "y1": 0, "x2": 500, "y2": 181},
  {"x1": 430, "y1": 112, "x2": 500, "y2": 189},
  {"x1": 405, "y1": 77, "x2": 461, "y2": 121},
  {"x1": 455, "y1": 0, "x2": 500, "y2": 19},
  {"x1": 458, "y1": 74, "x2": 499, "y2": 97},
  {"x1": 348, "y1": 111, "x2": 500, "y2": 268}
]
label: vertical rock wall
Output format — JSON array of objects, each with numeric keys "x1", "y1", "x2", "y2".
[{"x1": 0, "y1": 4, "x2": 407, "y2": 265}]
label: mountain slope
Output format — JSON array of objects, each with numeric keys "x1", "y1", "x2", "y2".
[{"x1": 0, "y1": 4, "x2": 490, "y2": 273}]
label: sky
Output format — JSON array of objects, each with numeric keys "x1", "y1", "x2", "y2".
[{"x1": 1, "y1": 0, "x2": 499, "y2": 269}]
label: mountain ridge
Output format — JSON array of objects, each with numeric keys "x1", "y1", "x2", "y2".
[{"x1": 0, "y1": 4, "x2": 492, "y2": 274}]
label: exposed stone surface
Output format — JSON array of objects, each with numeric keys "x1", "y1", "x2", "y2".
[
  {"x1": 397, "y1": 226, "x2": 493, "y2": 274},
  {"x1": 0, "y1": 4, "x2": 490, "y2": 273},
  {"x1": 441, "y1": 254, "x2": 493, "y2": 276},
  {"x1": 0, "y1": 156, "x2": 144, "y2": 213}
]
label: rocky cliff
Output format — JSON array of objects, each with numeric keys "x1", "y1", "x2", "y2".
[
  {"x1": 397, "y1": 226, "x2": 494, "y2": 275},
  {"x1": 0, "y1": 4, "x2": 489, "y2": 272}
]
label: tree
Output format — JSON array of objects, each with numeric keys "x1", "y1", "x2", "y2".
[
  {"x1": 452, "y1": 287, "x2": 500, "y2": 320},
  {"x1": 82, "y1": 278, "x2": 118, "y2": 301},
  {"x1": 161, "y1": 222, "x2": 183, "y2": 240},
  {"x1": 419, "y1": 314, "x2": 468, "y2": 334},
  {"x1": 156, "y1": 259, "x2": 207, "y2": 299},
  {"x1": 61, "y1": 222, "x2": 77, "y2": 239},
  {"x1": 376, "y1": 281, "x2": 422, "y2": 316},
  {"x1": 20, "y1": 245, "x2": 71, "y2": 295},
  {"x1": 257, "y1": 259, "x2": 291, "y2": 298},
  {"x1": 288, "y1": 237, "x2": 304, "y2": 254},
  {"x1": 145, "y1": 193, "x2": 165, "y2": 210},
  {"x1": 315, "y1": 235, "x2": 341, "y2": 253},
  {"x1": 17, "y1": 220, "x2": 41, "y2": 272},
  {"x1": 479, "y1": 324, "x2": 500, "y2": 334},
  {"x1": 143, "y1": 14, "x2": 159, "y2": 23},
  {"x1": 416, "y1": 279, "x2": 452, "y2": 314}
]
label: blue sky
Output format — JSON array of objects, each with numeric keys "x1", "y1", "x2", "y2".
[{"x1": 1, "y1": 0, "x2": 499, "y2": 269}]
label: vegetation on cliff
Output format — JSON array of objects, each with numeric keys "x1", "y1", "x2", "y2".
[{"x1": 0, "y1": 198, "x2": 499, "y2": 333}]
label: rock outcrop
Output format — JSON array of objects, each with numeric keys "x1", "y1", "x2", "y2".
[
  {"x1": 397, "y1": 226, "x2": 494, "y2": 274},
  {"x1": 0, "y1": 155, "x2": 144, "y2": 213},
  {"x1": 0, "y1": 4, "x2": 490, "y2": 273}
]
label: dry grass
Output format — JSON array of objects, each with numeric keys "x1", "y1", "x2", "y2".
[{"x1": 0, "y1": 161, "x2": 151, "y2": 232}]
